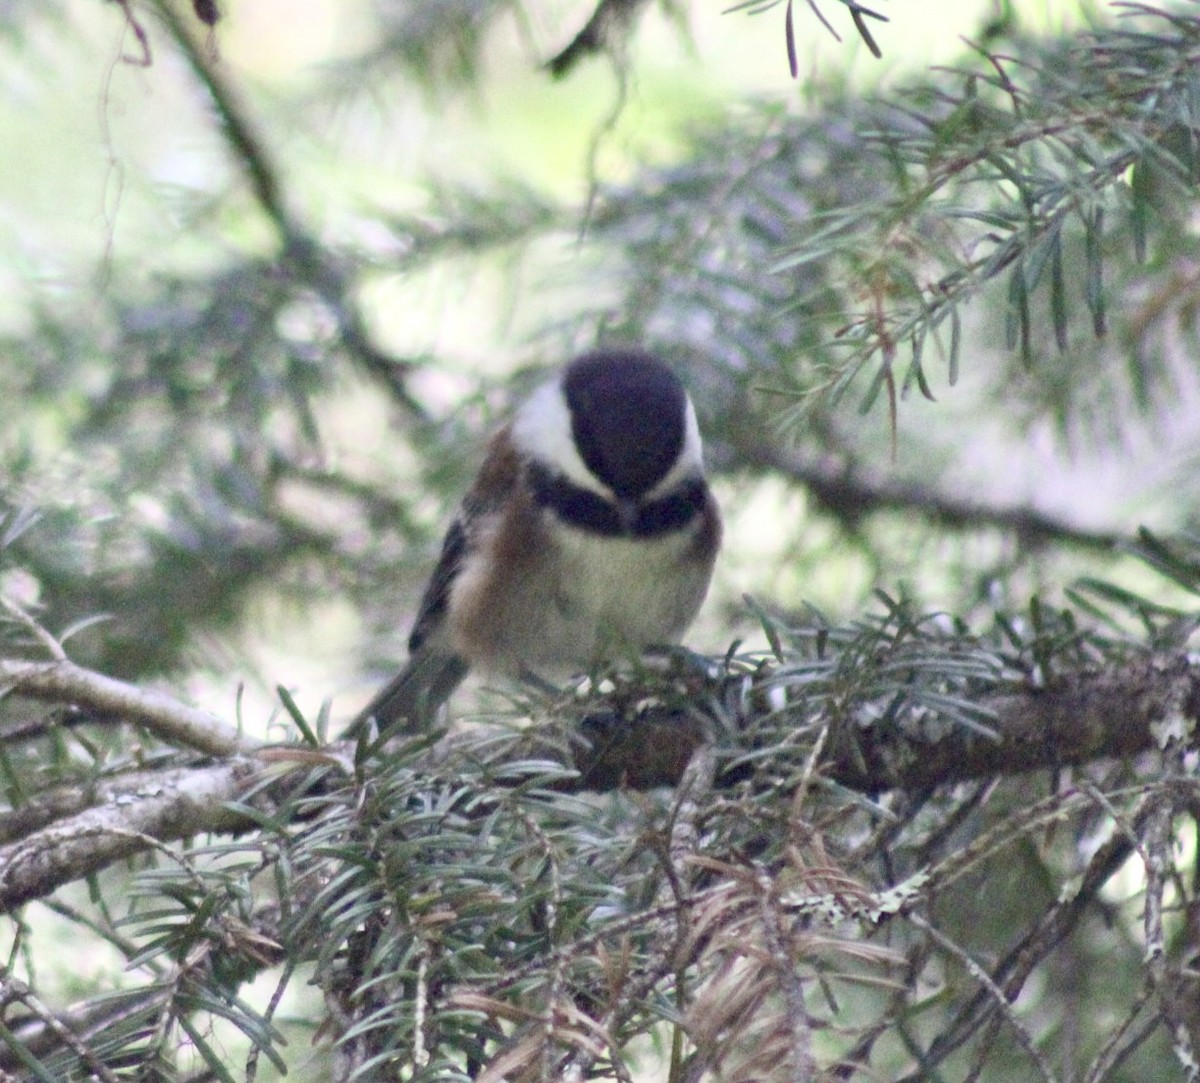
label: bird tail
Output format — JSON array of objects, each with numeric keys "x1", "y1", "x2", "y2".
[{"x1": 345, "y1": 648, "x2": 469, "y2": 740}]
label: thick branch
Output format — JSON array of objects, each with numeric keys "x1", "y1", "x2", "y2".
[
  {"x1": 4, "y1": 654, "x2": 1193, "y2": 911},
  {"x1": 828, "y1": 653, "x2": 1198, "y2": 791},
  {"x1": 0, "y1": 659, "x2": 253, "y2": 756},
  {"x1": 563, "y1": 653, "x2": 1198, "y2": 792},
  {"x1": 0, "y1": 759, "x2": 259, "y2": 911}
]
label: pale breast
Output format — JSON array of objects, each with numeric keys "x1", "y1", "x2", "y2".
[
  {"x1": 449, "y1": 501, "x2": 715, "y2": 676},
  {"x1": 532, "y1": 525, "x2": 712, "y2": 668}
]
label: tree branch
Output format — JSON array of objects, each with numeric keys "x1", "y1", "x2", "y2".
[
  {"x1": 149, "y1": 0, "x2": 428, "y2": 418},
  {"x1": 546, "y1": 0, "x2": 649, "y2": 77},
  {"x1": 149, "y1": 0, "x2": 294, "y2": 242},
  {"x1": 556, "y1": 652, "x2": 1197, "y2": 792},
  {"x1": 4, "y1": 653, "x2": 1194, "y2": 912},
  {"x1": 0, "y1": 758, "x2": 259, "y2": 911},
  {"x1": 737, "y1": 443, "x2": 1123, "y2": 554},
  {"x1": 0, "y1": 659, "x2": 253, "y2": 756}
]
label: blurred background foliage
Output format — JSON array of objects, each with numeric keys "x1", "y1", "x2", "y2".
[
  {"x1": 5, "y1": 0, "x2": 1197, "y2": 711},
  {"x1": 4, "y1": 0, "x2": 1200, "y2": 1078}
]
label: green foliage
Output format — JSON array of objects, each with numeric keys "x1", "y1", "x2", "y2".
[
  {"x1": 4, "y1": 2, "x2": 1199, "y2": 675},
  {"x1": 3, "y1": 0, "x2": 1200, "y2": 1079},
  {"x1": 454, "y1": 6, "x2": 1200, "y2": 439},
  {"x1": 18, "y1": 568, "x2": 1188, "y2": 1078}
]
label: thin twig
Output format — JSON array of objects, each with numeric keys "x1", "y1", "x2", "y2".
[
  {"x1": 0, "y1": 596, "x2": 67, "y2": 661},
  {"x1": 0, "y1": 978, "x2": 123, "y2": 1083},
  {"x1": 909, "y1": 912, "x2": 1060, "y2": 1083}
]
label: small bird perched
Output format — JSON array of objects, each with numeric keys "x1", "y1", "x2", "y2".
[{"x1": 350, "y1": 347, "x2": 722, "y2": 737}]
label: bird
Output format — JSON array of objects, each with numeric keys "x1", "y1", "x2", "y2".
[{"x1": 349, "y1": 347, "x2": 722, "y2": 738}]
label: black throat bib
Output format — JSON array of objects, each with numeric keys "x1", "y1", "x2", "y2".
[{"x1": 527, "y1": 462, "x2": 706, "y2": 539}]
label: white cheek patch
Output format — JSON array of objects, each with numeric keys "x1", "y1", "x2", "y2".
[
  {"x1": 512, "y1": 372, "x2": 707, "y2": 501},
  {"x1": 511, "y1": 379, "x2": 611, "y2": 497}
]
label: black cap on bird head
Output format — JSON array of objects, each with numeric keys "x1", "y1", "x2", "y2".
[{"x1": 561, "y1": 349, "x2": 689, "y2": 501}]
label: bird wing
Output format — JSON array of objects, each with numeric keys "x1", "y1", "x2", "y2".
[
  {"x1": 347, "y1": 520, "x2": 470, "y2": 739},
  {"x1": 348, "y1": 426, "x2": 524, "y2": 739}
]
